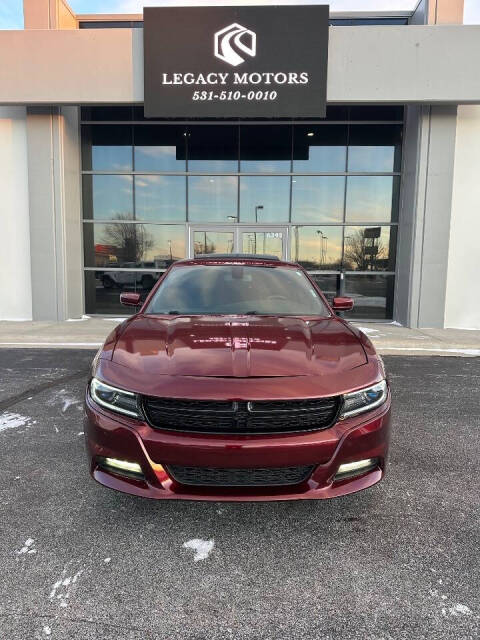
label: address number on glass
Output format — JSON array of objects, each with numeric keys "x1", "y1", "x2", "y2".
[
  {"x1": 192, "y1": 90, "x2": 278, "y2": 102},
  {"x1": 266, "y1": 232, "x2": 283, "y2": 239}
]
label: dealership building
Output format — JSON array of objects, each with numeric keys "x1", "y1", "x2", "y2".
[{"x1": 0, "y1": 0, "x2": 479, "y2": 328}]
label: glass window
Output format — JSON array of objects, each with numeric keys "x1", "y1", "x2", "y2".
[
  {"x1": 135, "y1": 176, "x2": 186, "y2": 222},
  {"x1": 293, "y1": 125, "x2": 347, "y2": 172},
  {"x1": 81, "y1": 125, "x2": 132, "y2": 171},
  {"x1": 242, "y1": 231, "x2": 284, "y2": 259},
  {"x1": 291, "y1": 226, "x2": 343, "y2": 271},
  {"x1": 146, "y1": 265, "x2": 330, "y2": 316},
  {"x1": 83, "y1": 223, "x2": 185, "y2": 267},
  {"x1": 188, "y1": 176, "x2": 238, "y2": 222},
  {"x1": 134, "y1": 125, "x2": 186, "y2": 172},
  {"x1": 345, "y1": 176, "x2": 399, "y2": 223},
  {"x1": 344, "y1": 274, "x2": 395, "y2": 320},
  {"x1": 193, "y1": 231, "x2": 234, "y2": 256},
  {"x1": 348, "y1": 125, "x2": 402, "y2": 172},
  {"x1": 291, "y1": 176, "x2": 345, "y2": 223},
  {"x1": 84, "y1": 271, "x2": 155, "y2": 316},
  {"x1": 81, "y1": 107, "x2": 133, "y2": 121},
  {"x1": 239, "y1": 176, "x2": 289, "y2": 223},
  {"x1": 82, "y1": 175, "x2": 133, "y2": 221},
  {"x1": 240, "y1": 125, "x2": 292, "y2": 173},
  {"x1": 348, "y1": 106, "x2": 403, "y2": 121},
  {"x1": 188, "y1": 126, "x2": 238, "y2": 172},
  {"x1": 343, "y1": 225, "x2": 397, "y2": 271},
  {"x1": 309, "y1": 274, "x2": 338, "y2": 304}
]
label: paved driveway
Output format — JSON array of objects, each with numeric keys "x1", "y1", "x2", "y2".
[{"x1": 0, "y1": 350, "x2": 478, "y2": 639}]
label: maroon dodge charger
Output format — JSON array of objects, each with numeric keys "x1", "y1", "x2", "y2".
[{"x1": 85, "y1": 255, "x2": 391, "y2": 501}]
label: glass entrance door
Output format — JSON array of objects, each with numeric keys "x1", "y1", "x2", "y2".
[
  {"x1": 190, "y1": 225, "x2": 288, "y2": 259},
  {"x1": 240, "y1": 227, "x2": 286, "y2": 259}
]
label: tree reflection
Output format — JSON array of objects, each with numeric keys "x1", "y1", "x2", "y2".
[
  {"x1": 102, "y1": 214, "x2": 154, "y2": 264},
  {"x1": 343, "y1": 228, "x2": 387, "y2": 271}
]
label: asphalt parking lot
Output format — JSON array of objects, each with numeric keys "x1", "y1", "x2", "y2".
[{"x1": 0, "y1": 349, "x2": 478, "y2": 640}]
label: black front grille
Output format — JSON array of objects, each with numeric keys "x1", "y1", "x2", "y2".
[
  {"x1": 166, "y1": 464, "x2": 315, "y2": 487},
  {"x1": 142, "y1": 396, "x2": 341, "y2": 434}
]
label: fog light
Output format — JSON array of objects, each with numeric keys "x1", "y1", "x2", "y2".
[
  {"x1": 335, "y1": 458, "x2": 377, "y2": 480},
  {"x1": 100, "y1": 457, "x2": 143, "y2": 477}
]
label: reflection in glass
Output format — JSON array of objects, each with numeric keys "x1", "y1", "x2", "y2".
[
  {"x1": 84, "y1": 271, "x2": 155, "y2": 315},
  {"x1": 291, "y1": 226, "x2": 343, "y2": 271},
  {"x1": 343, "y1": 226, "x2": 396, "y2": 271},
  {"x1": 291, "y1": 176, "x2": 345, "y2": 223},
  {"x1": 348, "y1": 106, "x2": 403, "y2": 121},
  {"x1": 348, "y1": 125, "x2": 402, "y2": 172},
  {"x1": 242, "y1": 231, "x2": 283, "y2": 259},
  {"x1": 83, "y1": 223, "x2": 185, "y2": 268},
  {"x1": 309, "y1": 274, "x2": 338, "y2": 304},
  {"x1": 82, "y1": 175, "x2": 134, "y2": 221},
  {"x1": 82, "y1": 125, "x2": 132, "y2": 171},
  {"x1": 344, "y1": 274, "x2": 395, "y2": 319},
  {"x1": 134, "y1": 125, "x2": 186, "y2": 172},
  {"x1": 81, "y1": 106, "x2": 133, "y2": 121},
  {"x1": 345, "y1": 176, "x2": 398, "y2": 223},
  {"x1": 293, "y1": 125, "x2": 347, "y2": 172},
  {"x1": 188, "y1": 176, "x2": 238, "y2": 222},
  {"x1": 193, "y1": 231, "x2": 234, "y2": 256},
  {"x1": 239, "y1": 176, "x2": 289, "y2": 223},
  {"x1": 240, "y1": 125, "x2": 291, "y2": 172},
  {"x1": 188, "y1": 126, "x2": 238, "y2": 172},
  {"x1": 135, "y1": 176, "x2": 186, "y2": 222}
]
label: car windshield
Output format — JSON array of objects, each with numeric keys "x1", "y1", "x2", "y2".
[{"x1": 145, "y1": 264, "x2": 330, "y2": 316}]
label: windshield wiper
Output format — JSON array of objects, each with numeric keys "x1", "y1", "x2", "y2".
[{"x1": 245, "y1": 310, "x2": 259, "y2": 315}]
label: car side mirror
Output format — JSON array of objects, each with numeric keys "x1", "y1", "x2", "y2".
[
  {"x1": 120, "y1": 292, "x2": 141, "y2": 307},
  {"x1": 332, "y1": 297, "x2": 354, "y2": 311}
]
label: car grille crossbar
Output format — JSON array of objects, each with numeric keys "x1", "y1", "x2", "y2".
[{"x1": 142, "y1": 396, "x2": 340, "y2": 434}]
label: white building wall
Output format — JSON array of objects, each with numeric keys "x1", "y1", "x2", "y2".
[
  {"x1": 445, "y1": 105, "x2": 480, "y2": 329},
  {"x1": 0, "y1": 107, "x2": 32, "y2": 321}
]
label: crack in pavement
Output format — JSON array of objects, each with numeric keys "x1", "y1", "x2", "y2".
[
  {"x1": 0, "y1": 611, "x2": 154, "y2": 636},
  {"x1": 0, "y1": 370, "x2": 89, "y2": 412}
]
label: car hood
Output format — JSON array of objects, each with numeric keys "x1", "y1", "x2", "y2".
[{"x1": 110, "y1": 315, "x2": 367, "y2": 378}]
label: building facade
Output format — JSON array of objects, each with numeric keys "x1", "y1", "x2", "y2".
[{"x1": 1, "y1": 0, "x2": 479, "y2": 328}]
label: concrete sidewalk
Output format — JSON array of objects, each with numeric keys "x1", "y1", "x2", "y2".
[{"x1": 0, "y1": 317, "x2": 478, "y2": 356}]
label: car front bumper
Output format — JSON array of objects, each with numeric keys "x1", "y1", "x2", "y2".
[{"x1": 84, "y1": 390, "x2": 391, "y2": 501}]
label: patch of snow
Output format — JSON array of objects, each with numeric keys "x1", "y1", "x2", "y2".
[
  {"x1": 0, "y1": 341, "x2": 102, "y2": 347},
  {"x1": 357, "y1": 326, "x2": 386, "y2": 337},
  {"x1": 16, "y1": 538, "x2": 36, "y2": 556},
  {"x1": 382, "y1": 347, "x2": 480, "y2": 356},
  {"x1": 104, "y1": 557, "x2": 111, "y2": 563},
  {"x1": 49, "y1": 389, "x2": 80, "y2": 414},
  {"x1": 103, "y1": 317, "x2": 128, "y2": 322},
  {"x1": 449, "y1": 603, "x2": 472, "y2": 616},
  {"x1": 357, "y1": 326, "x2": 379, "y2": 335},
  {"x1": 183, "y1": 538, "x2": 214, "y2": 562},
  {"x1": 43, "y1": 626, "x2": 51, "y2": 636},
  {"x1": 49, "y1": 568, "x2": 83, "y2": 608},
  {"x1": 0, "y1": 412, "x2": 32, "y2": 433},
  {"x1": 77, "y1": 432, "x2": 84, "y2": 436}
]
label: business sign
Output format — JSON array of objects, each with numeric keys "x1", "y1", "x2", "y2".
[{"x1": 143, "y1": 5, "x2": 329, "y2": 118}]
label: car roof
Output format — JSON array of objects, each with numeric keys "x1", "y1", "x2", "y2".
[{"x1": 175, "y1": 254, "x2": 299, "y2": 268}]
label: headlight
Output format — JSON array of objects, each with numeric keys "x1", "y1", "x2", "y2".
[
  {"x1": 340, "y1": 380, "x2": 388, "y2": 419},
  {"x1": 90, "y1": 378, "x2": 141, "y2": 419}
]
